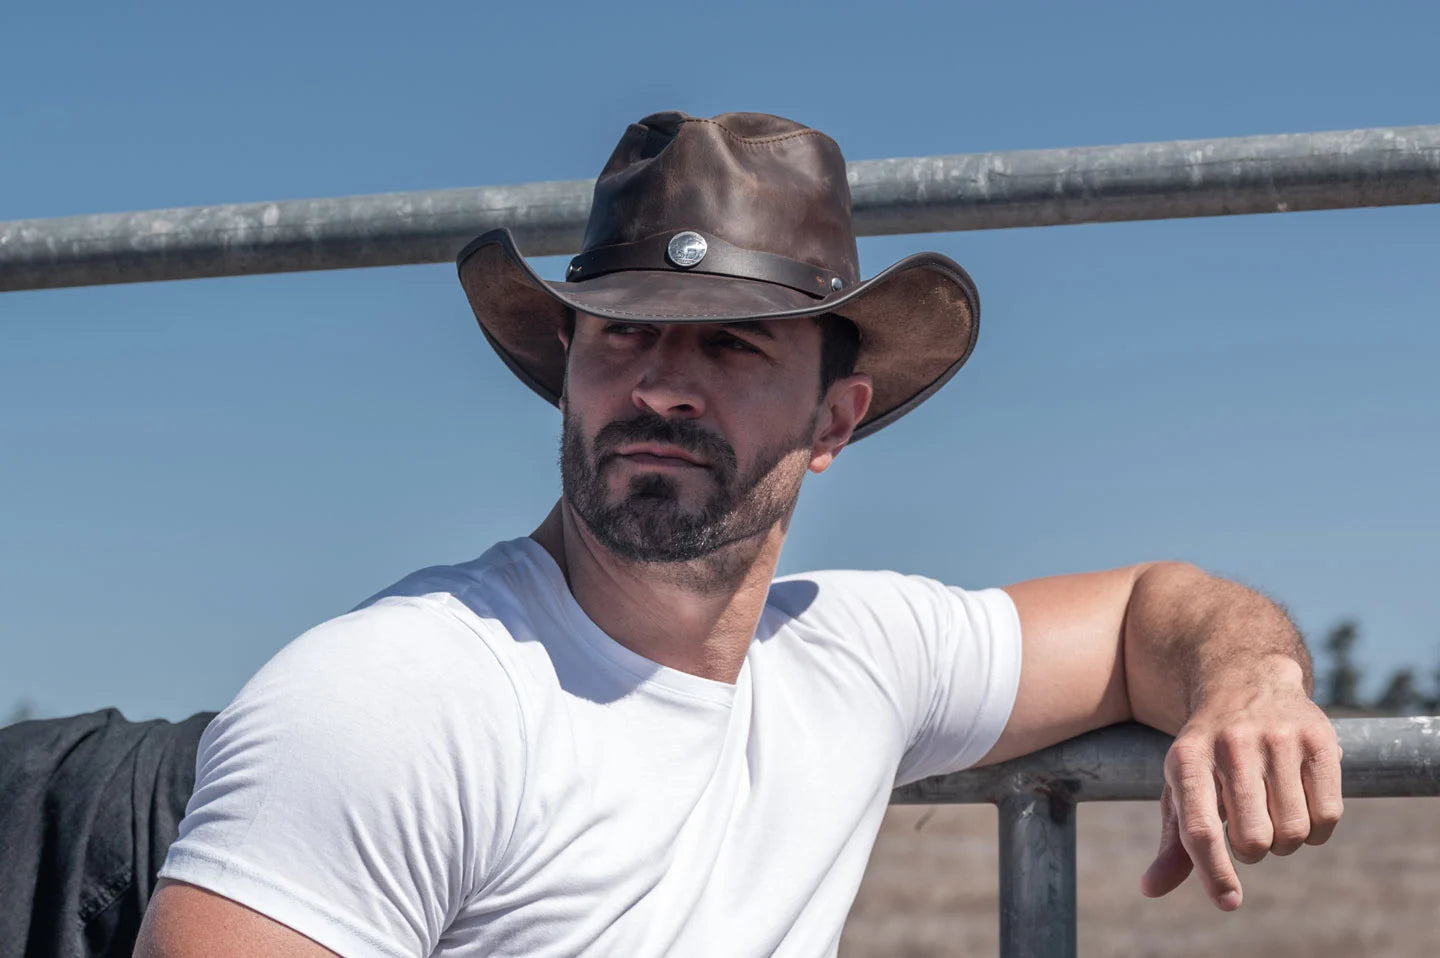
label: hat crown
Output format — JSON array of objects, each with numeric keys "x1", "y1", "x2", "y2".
[{"x1": 582, "y1": 111, "x2": 861, "y2": 285}]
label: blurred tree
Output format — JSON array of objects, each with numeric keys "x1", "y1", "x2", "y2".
[
  {"x1": 3, "y1": 699, "x2": 36, "y2": 727},
  {"x1": 1373, "y1": 668, "x2": 1420, "y2": 714},
  {"x1": 1323, "y1": 620, "x2": 1362, "y2": 710}
]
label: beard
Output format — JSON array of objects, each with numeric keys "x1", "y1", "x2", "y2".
[{"x1": 560, "y1": 406, "x2": 816, "y2": 565}]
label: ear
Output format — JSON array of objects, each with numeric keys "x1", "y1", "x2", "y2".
[
  {"x1": 809, "y1": 373, "x2": 873, "y2": 474},
  {"x1": 556, "y1": 325, "x2": 571, "y2": 410}
]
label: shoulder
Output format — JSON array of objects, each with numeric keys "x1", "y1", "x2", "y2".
[
  {"x1": 349, "y1": 537, "x2": 541, "y2": 622},
  {"x1": 260, "y1": 593, "x2": 514, "y2": 695},
  {"x1": 215, "y1": 546, "x2": 543, "y2": 773},
  {"x1": 768, "y1": 567, "x2": 902, "y2": 613},
  {"x1": 204, "y1": 594, "x2": 529, "y2": 790},
  {"x1": 165, "y1": 557, "x2": 537, "y2": 956},
  {"x1": 767, "y1": 567, "x2": 992, "y2": 628},
  {"x1": 312, "y1": 537, "x2": 552, "y2": 679},
  {"x1": 764, "y1": 567, "x2": 1020, "y2": 679}
]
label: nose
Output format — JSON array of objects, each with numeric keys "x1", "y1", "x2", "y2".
[{"x1": 630, "y1": 331, "x2": 707, "y2": 420}]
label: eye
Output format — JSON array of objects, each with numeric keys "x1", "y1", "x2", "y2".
[
  {"x1": 599, "y1": 322, "x2": 659, "y2": 345},
  {"x1": 712, "y1": 331, "x2": 761, "y2": 354}
]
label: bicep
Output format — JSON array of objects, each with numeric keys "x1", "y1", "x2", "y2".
[
  {"x1": 974, "y1": 564, "x2": 1149, "y2": 766},
  {"x1": 135, "y1": 879, "x2": 339, "y2": 958}
]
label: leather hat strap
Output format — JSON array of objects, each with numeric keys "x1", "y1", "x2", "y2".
[{"x1": 565, "y1": 230, "x2": 846, "y2": 299}]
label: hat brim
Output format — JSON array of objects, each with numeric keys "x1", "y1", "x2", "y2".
[{"x1": 456, "y1": 228, "x2": 980, "y2": 441}]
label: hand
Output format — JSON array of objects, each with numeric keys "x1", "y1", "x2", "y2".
[{"x1": 1138, "y1": 675, "x2": 1344, "y2": 910}]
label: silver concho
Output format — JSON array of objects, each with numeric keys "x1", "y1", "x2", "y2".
[{"x1": 666, "y1": 231, "x2": 708, "y2": 268}]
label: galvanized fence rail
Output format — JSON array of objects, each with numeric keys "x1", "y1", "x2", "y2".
[
  {"x1": 892, "y1": 717, "x2": 1440, "y2": 957},
  {"x1": 4, "y1": 123, "x2": 1440, "y2": 958},
  {"x1": 2, "y1": 124, "x2": 1439, "y2": 291}
]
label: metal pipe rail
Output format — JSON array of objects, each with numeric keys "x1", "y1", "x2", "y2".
[
  {"x1": 890, "y1": 716, "x2": 1440, "y2": 958},
  {"x1": 3, "y1": 124, "x2": 1438, "y2": 292}
]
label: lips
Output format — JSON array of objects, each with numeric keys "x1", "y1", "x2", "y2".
[{"x1": 613, "y1": 443, "x2": 709, "y2": 468}]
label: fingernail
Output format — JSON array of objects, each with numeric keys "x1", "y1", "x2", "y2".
[{"x1": 1218, "y1": 890, "x2": 1241, "y2": 911}]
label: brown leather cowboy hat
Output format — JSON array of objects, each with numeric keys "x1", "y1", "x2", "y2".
[{"x1": 456, "y1": 111, "x2": 979, "y2": 441}]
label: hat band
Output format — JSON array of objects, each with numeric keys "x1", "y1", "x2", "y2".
[{"x1": 565, "y1": 230, "x2": 846, "y2": 299}]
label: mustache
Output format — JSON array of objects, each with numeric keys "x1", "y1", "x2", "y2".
[{"x1": 593, "y1": 413, "x2": 738, "y2": 475}]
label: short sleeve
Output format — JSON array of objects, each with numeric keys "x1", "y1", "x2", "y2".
[
  {"x1": 158, "y1": 595, "x2": 528, "y2": 958},
  {"x1": 779, "y1": 570, "x2": 1022, "y2": 787},
  {"x1": 886, "y1": 577, "x2": 1023, "y2": 785}
]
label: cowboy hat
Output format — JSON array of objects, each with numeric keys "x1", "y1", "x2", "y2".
[{"x1": 456, "y1": 111, "x2": 979, "y2": 441}]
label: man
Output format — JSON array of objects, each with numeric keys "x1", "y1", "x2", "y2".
[{"x1": 10, "y1": 111, "x2": 1341, "y2": 957}]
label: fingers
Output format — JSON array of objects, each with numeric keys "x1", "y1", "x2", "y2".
[
  {"x1": 1162, "y1": 724, "x2": 1343, "y2": 893},
  {"x1": 1166, "y1": 742, "x2": 1243, "y2": 910},
  {"x1": 1140, "y1": 784, "x2": 1194, "y2": 898},
  {"x1": 1301, "y1": 735, "x2": 1344, "y2": 846},
  {"x1": 1215, "y1": 735, "x2": 1272, "y2": 865},
  {"x1": 1218, "y1": 729, "x2": 1337, "y2": 862},
  {"x1": 1149, "y1": 706, "x2": 1345, "y2": 911},
  {"x1": 1264, "y1": 736, "x2": 1311, "y2": 856}
]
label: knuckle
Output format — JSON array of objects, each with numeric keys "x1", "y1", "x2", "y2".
[
  {"x1": 1301, "y1": 730, "x2": 1341, "y2": 762},
  {"x1": 1311, "y1": 798, "x2": 1345, "y2": 826},
  {"x1": 1261, "y1": 727, "x2": 1298, "y2": 754},
  {"x1": 1176, "y1": 766, "x2": 1214, "y2": 792},
  {"x1": 1168, "y1": 739, "x2": 1211, "y2": 770},
  {"x1": 1273, "y1": 817, "x2": 1310, "y2": 845},
  {"x1": 1214, "y1": 728, "x2": 1252, "y2": 757},
  {"x1": 1182, "y1": 820, "x2": 1221, "y2": 845},
  {"x1": 1231, "y1": 827, "x2": 1272, "y2": 858},
  {"x1": 1207, "y1": 863, "x2": 1238, "y2": 885},
  {"x1": 1265, "y1": 719, "x2": 1300, "y2": 740}
]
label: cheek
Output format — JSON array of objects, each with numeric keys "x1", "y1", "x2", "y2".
[
  {"x1": 728, "y1": 385, "x2": 820, "y2": 453},
  {"x1": 564, "y1": 352, "x2": 631, "y2": 410},
  {"x1": 753, "y1": 375, "x2": 817, "y2": 420}
]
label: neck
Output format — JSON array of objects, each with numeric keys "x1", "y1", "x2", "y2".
[{"x1": 530, "y1": 500, "x2": 785, "y2": 684}]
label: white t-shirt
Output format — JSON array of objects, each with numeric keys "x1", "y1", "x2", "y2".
[{"x1": 159, "y1": 537, "x2": 1022, "y2": 958}]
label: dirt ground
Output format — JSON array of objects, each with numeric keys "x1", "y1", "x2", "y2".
[{"x1": 841, "y1": 797, "x2": 1440, "y2": 957}]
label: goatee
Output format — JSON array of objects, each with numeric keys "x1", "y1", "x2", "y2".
[{"x1": 560, "y1": 408, "x2": 814, "y2": 565}]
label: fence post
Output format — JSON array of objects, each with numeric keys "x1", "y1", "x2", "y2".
[{"x1": 997, "y1": 784, "x2": 1078, "y2": 958}]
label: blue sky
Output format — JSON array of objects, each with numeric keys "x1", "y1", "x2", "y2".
[{"x1": 2, "y1": 0, "x2": 1437, "y2": 721}]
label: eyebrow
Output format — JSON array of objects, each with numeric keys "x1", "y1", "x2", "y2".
[{"x1": 719, "y1": 320, "x2": 776, "y2": 339}]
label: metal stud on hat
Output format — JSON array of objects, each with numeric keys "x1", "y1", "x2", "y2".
[{"x1": 666, "y1": 231, "x2": 708, "y2": 268}]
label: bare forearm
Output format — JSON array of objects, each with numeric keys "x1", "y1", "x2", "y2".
[
  {"x1": 1122, "y1": 562, "x2": 1313, "y2": 735},
  {"x1": 999, "y1": 558, "x2": 1340, "y2": 909}
]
